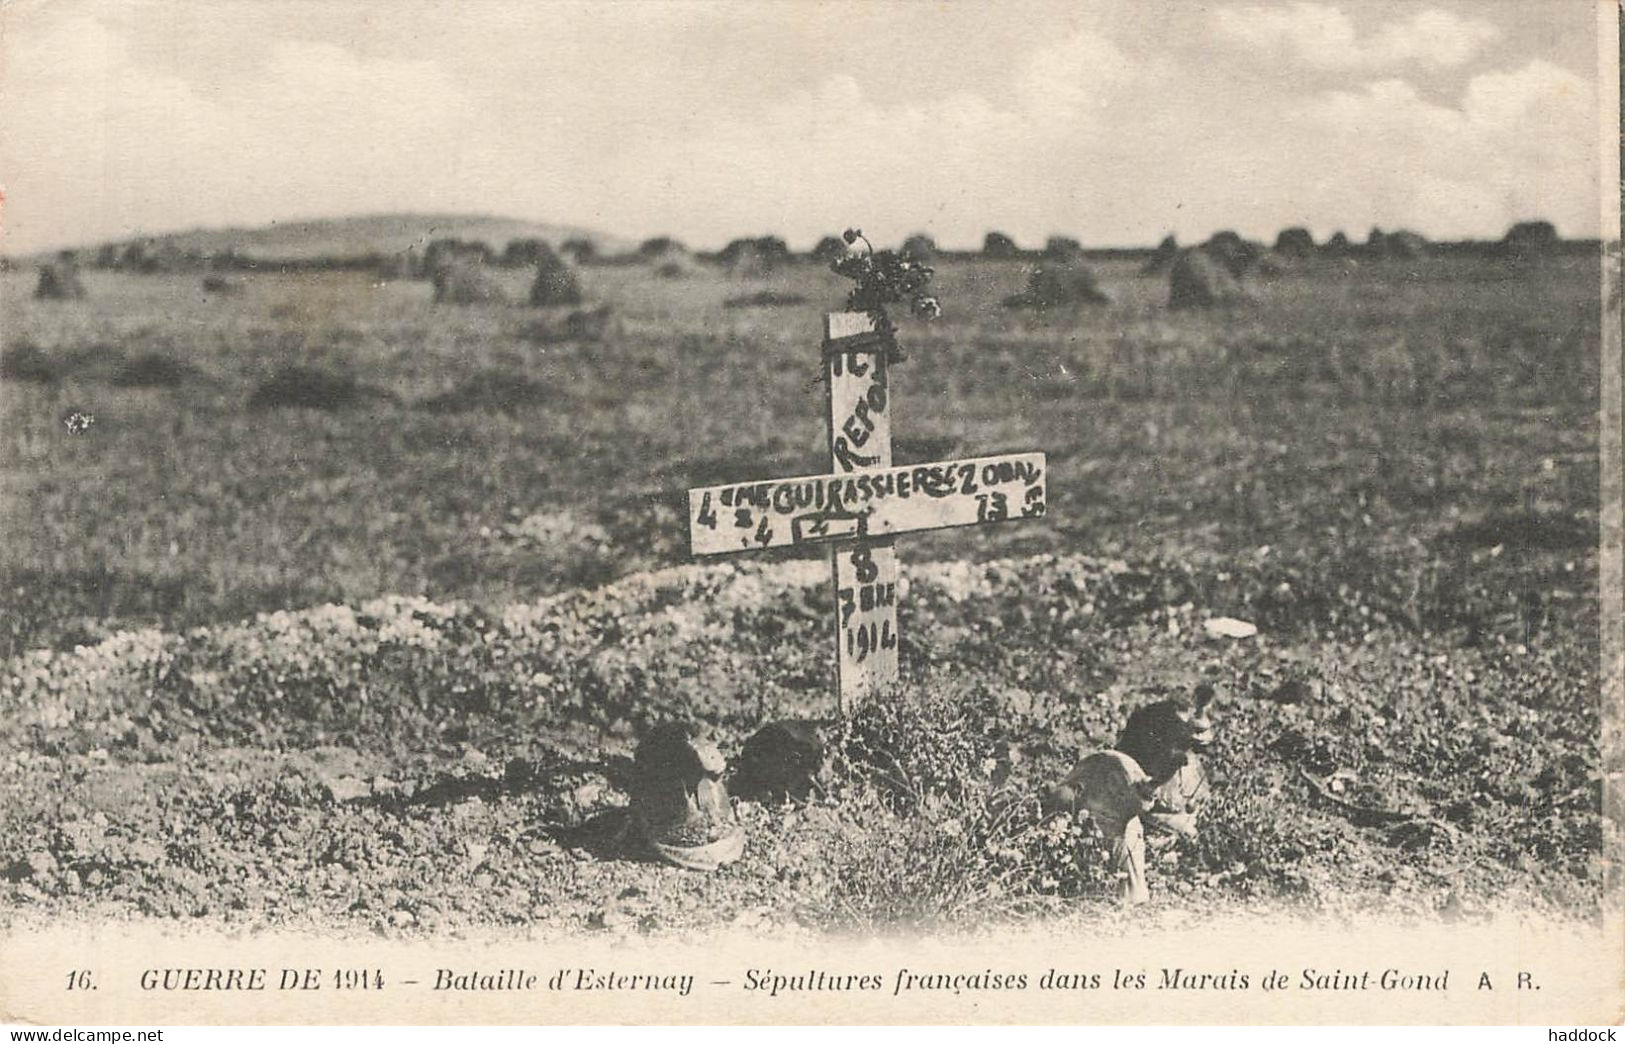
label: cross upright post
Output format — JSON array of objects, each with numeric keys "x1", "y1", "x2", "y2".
[
  {"x1": 824, "y1": 311, "x2": 899, "y2": 715},
  {"x1": 686, "y1": 311, "x2": 1048, "y2": 717}
]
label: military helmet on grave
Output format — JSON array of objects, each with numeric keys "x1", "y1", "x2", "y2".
[{"x1": 629, "y1": 721, "x2": 745, "y2": 871}]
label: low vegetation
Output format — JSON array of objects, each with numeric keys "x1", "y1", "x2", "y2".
[{"x1": 0, "y1": 242, "x2": 1602, "y2": 934}]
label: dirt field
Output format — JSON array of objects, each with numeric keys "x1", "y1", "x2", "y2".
[{"x1": 0, "y1": 248, "x2": 1604, "y2": 936}]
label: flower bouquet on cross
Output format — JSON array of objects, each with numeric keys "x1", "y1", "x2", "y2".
[{"x1": 829, "y1": 228, "x2": 942, "y2": 364}]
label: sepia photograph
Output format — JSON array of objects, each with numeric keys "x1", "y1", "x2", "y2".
[{"x1": 0, "y1": 0, "x2": 1619, "y2": 1028}]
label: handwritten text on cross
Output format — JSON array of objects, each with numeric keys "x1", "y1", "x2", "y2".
[{"x1": 685, "y1": 312, "x2": 1048, "y2": 714}]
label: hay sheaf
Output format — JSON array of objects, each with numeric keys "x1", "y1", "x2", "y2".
[
  {"x1": 1201, "y1": 231, "x2": 1266, "y2": 277},
  {"x1": 1044, "y1": 237, "x2": 1087, "y2": 263},
  {"x1": 423, "y1": 238, "x2": 495, "y2": 277},
  {"x1": 637, "y1": 235, "x2": 695, "y2": 277},
  {"x1": 1141, "y1": 235, "x2": 1180, "y2": 275},
  {"x1": 1274, "y1": 228, "x2": 1315, "y2": 258},
  {"x1": 433, "y1": 260, "x2": 508, "y2": 305},
  {"x1": 810, "y1": 236, "x2": 849, "y2": 264},
  {"x1": 982, "y1": 231, "x2": 1020, "y2": 259},
  {"x1": 529, "y1": 246, "x2": 583, "y2": 306},
  {"x1": 35, "y1": 261, "x2": 87, "y2": 301},
  {"x1": 637, "y1": 236, "x2": 687, "y2": 260},
  {"x1": 1004, "y1": 260, "x2": 1110, "y2": 309},
  {"x1": 718, "y1": 237, "x2": 791, "y2": 279},
  {"x1": 900, "y1": 234, "x2": 938, "y2": 264},
  {"x1": 1322, "y1": 231, "x2": 1353, "y2": 255},
  {"x1": 1500, "y1": 221, "x2": 1559, "y2": 260}
]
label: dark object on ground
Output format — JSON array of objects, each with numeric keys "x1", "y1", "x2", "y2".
[
  {"x1": 1323, "y1": 231, "x2": 1353, "y2": 255},
  {"x1": 982, "y1": 231, "x2": 1020, "y2": 259},
  {"x1": 1117, "y1": 686, "x2": 1214, "y2": 837},
  {"x1": 1115, "y1": 686, "x2": 1215, "y2": 788},
  {"x1": 1044, "y1": 751, "x2": 1157, "y2": 904},
  {"x1": 1275, "y1": 227, "x2": 1316, "y2": 258},
  {"x1": 1045, "y1": 686, "x2": 1216, "y2": 905},
  {"x1": 249, "y1": 365, "x2": 380, "y2": 410},
  {"x1": 1141, "y1": 234, "x2": 1179, "y2": 274},
  {"x1": 731, "y1": 720, "x2": 825, "y2": 802},
  {"x1": 529, "y1": 246, "x2": 583, "y2": 306},
  {"x1": 637, "y1": 236, "x2": 686, "y2": 260},
  {"x1": 1004, "y1": 260, "x2": 1110, "y2": 308},
  {"x1": 723, "y1": 290, "x2": 809, "y2": 309},
  {"x1": 631, "y1": 722, "x2": 744, "y2": 870},
  {"x1": 35, "y1": 259, "x2": 86, "y2": 300},
  {"x1": 201, "y1": 275, "x2": 244, "y2": 295},
  {"x1": 113, "y1": 353, "x2": 195, "y2": 388},
  {"x1": 418, "y1": 370, "x2": 553, "y2": 414},
  {"x1": 1, "y1": 343, "x2": 60, "y2": 383},
  {"x1": 1267, "y1": 677, "x2": 1322, "y2": 704},
  {"x1": 433, "y1": 260, "x2": 508, "y2": 305},
  {"x1": 1168, "y1": 249, "x2": 1249, "y2": 309},
  {"x1": 1440, "y1": 509, "x2": 1596, "y2": 552}
]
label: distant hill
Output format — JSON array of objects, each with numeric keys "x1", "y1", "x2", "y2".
[{"x1": 25, "y1": 213, "x2": 630, "y2": 264}]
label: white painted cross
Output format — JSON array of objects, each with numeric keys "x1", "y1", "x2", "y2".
[{"x1": 687, "y1": 312, "x2": 1048, "y2": 715}]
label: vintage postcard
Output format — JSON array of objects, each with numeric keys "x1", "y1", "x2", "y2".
[{"x1": 0, "y1": 0, "x2": 1619, "y2": 1028}]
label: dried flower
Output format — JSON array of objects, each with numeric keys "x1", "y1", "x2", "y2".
[{"x1": 828, "y1": 226, "x2": 943, "y2": 363}]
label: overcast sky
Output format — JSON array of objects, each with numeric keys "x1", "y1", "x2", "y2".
[{"x1": 0, "y1": 0, "x2": 1607, "y2": 254}]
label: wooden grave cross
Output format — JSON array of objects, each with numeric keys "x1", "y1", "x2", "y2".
[{"x1": 687, "y1": 312, "x2": 1048, "y2": 715}]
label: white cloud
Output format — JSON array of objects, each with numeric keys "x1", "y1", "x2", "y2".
[
  {"x1": 608, "y1": 29, "x2": 1154, "y2": 248},
  {"x1": 1213, "y1": 3, "x2": 1499, "y2": 70},
  {"x1": 1283, "y1": 59, "x2": 1597, "y2": 238},
  {"x1": 0, "y1": 14, "x2": 508, "y2": 251},
  {"x1": 0, "y1": 6, "x2": 1600, "y2": 254},
  {"x1": 1017, "y1": 29, "x2": 1136, "y2": 116},
  {"x1": 1380, "y1": 8, "x2": 1503, "y2": 68}
]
